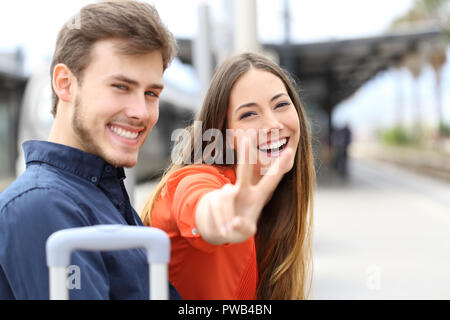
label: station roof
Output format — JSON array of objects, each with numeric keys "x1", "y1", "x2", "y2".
[
  {"x1": 0, "y1": 51, "x2": 27, "y2": 89},
  {"x1": 177, "y1": 28, "x2": 443, "y2": 112}
]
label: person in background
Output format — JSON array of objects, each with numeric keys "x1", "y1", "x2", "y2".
[
  {"x1": 332, "y1": 124, "x2": 352, "y2": 178},
  {"x1": 141, "y1": 52, "x2": 316, "y2": 300},
  {"x1": 0, "y1": 1, "x2": 181, "y2": 299}
]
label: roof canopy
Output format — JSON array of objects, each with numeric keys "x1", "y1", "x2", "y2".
[{"x1": 177, "y1": 28, "x2": 443, "y2": 112}]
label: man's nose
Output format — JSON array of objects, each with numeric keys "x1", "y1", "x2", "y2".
[{"x1": 125, "y1": 93, "x2": 151, "y2": 121}]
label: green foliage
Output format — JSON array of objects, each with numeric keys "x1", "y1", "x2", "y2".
[
  {"x1": 416, "y1": 0, "x2": 449, "y2": 12},
  {"x1": 439, "y1": 122, "x2": 450, "y2": 137},
  {"x1": 391, "y1": 0, "x2": 449, "y2": 34},
  {"x1": 380, "y1": 126, "x2": 415, "y2": 146}
]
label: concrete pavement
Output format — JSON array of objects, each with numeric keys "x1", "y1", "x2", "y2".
[{"x1": 311, "y1": 158, "x2": 450, "y2": 299}]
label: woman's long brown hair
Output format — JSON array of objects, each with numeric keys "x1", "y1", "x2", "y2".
[{"x1": 140, "y1": 52, "x2": 315, "y2": 300}]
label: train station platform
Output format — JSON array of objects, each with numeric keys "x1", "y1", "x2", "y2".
[{"x1": 311, "y1": 156, "x2": 450, "y2": 299}]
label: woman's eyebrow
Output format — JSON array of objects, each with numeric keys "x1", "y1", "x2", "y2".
[
  {"x1": 235, "y1": 102, "x2": 257, "y2": 114},
  {"x1": 234, "y1": 93, "x2": 289, "y2": 115},
  {"x1": 270, "y1": 93, "x2": 288, "y2": 102}
]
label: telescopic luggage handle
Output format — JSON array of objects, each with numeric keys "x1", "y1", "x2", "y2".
[{"x1": 46, "y1": 224, "x2": 170, "y2": 300}]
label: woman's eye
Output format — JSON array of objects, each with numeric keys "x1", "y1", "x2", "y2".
[
  {"x1": 275, "y1": 102, "x2": 290, "y2": 109},
  {"x1": 239, "y1": 112, "x2": 256, "y2": 120}
]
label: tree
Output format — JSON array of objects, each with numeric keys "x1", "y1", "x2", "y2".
[{"x1": 391, "y1": 0, "x2": 449, "y2": 140}]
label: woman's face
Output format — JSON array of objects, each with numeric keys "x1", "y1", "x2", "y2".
[{"x1": 226, "y1": 68, "x2": 300, "y2": 180}]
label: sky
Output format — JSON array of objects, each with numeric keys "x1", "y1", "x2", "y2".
[
  {"x1": 2, "y1": 0, "x2": 448, "y2": 137},
  {"x1": 152, "y1": 0, "x2": 417, "y2": 42},
  {"x1": 0, "y1": 0, "x2": 416, "y2": 73}
]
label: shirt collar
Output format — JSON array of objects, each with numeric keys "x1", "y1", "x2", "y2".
[{"x1": 23, "y1": 140, "x2": 126, "y2": 185}]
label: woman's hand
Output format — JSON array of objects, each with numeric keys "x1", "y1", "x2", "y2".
[{"x1": 195, "y1": 138, "x2": 294, "y2": 244}]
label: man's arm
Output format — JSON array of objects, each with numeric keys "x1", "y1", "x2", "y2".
[
  {"x1": 0, "y1": 187, "x2": 109, "y2": 299},
  {"x1": 0, "y1": 264, "x2": 14, "y2": 299}
]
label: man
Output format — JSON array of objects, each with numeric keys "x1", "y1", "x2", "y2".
[{"x1": 0, "y1": 1, "x2": 181, "y2": 299}]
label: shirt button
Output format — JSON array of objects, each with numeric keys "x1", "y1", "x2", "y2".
[
  {"x1": 192, "y1": 228, "x2": 198, "y2": 235},
  {"x1": 105, "y1": 166, "x2": 112, "y2": 173},
  {"x1": 90, "y1": 176, "x2": 98, "y2": 183}
]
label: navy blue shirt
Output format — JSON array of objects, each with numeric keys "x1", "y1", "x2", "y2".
[{"x1": 0, "y1": 140, "x2": 181, "y2": 300}]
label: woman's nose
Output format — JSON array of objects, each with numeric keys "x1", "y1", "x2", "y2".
[
  {"x1": 258, "y1": 112, "x2": 284, "y2": 142},
  {"x1": 263, "y1": 111, "x2": 284, "y2": 131}
]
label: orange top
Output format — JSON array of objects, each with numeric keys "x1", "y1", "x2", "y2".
[{"x1": 151, "y1": 164, "x2": 258, "y2": 300}]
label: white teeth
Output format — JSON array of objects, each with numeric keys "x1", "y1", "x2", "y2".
[
  {"x1": 259, "y1": 138, "x2": 287, "y2": 151},
  {"x1": 109, "y1": 126, "x2": 138, "y2": 139}
]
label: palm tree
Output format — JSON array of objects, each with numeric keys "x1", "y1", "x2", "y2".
[
  {"x1": 429, "y1": 40, "x2": 447, "y2": 137},
  {"x1": 403, "y1": 52, "x2": 425, "y2": 142},
  {"x1": 391, "y1": 0, "x2": 449, "y2": 140}
]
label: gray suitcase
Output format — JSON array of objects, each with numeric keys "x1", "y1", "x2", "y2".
[{"x1": 46, "y1": 224, "x2": 170, "y2": 300}]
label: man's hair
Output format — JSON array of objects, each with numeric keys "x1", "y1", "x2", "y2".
[{"x1": 50, "y1": 1, "x2": 177, "y2": 116}]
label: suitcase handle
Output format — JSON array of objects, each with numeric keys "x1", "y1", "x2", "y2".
[{"x1": 46, "y1": 225, "x2": 170, "y2": 300}]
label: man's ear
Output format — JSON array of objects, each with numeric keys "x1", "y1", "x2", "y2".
[{"x1": 52, "y1": 63, "x2": 76, "y2": 104}]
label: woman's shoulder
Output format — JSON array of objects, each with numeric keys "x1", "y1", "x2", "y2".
[{"x1": 167, "y1": 164, "x2": 236, "y2": 186}]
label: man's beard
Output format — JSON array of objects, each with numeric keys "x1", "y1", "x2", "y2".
[{"x1": 71, "y1": 95, "x2": 135, "y2": 168}]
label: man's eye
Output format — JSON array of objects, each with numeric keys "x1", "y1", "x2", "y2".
[
  {"x1": 239, "y1": 112, "x2": 256, "y2": 120},
  {"x1": 145, "y1": 91, "x2": 159, "y2": 98},
  {"x1": 112, "y1": 84, "x2": 128, "y2": 90}
]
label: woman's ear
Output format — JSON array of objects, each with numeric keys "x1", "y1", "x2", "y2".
[{"x1": 52, "y1": 63, "x2": 76, "y2": 104}]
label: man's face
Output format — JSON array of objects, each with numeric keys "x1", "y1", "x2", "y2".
[{"x1": 70, "y1": 39, "x2": 164, "y2": 167}]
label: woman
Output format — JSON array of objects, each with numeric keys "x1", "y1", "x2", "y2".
[{"x1": 141, "y1": 52, "x2": 315, "y2": 300}]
